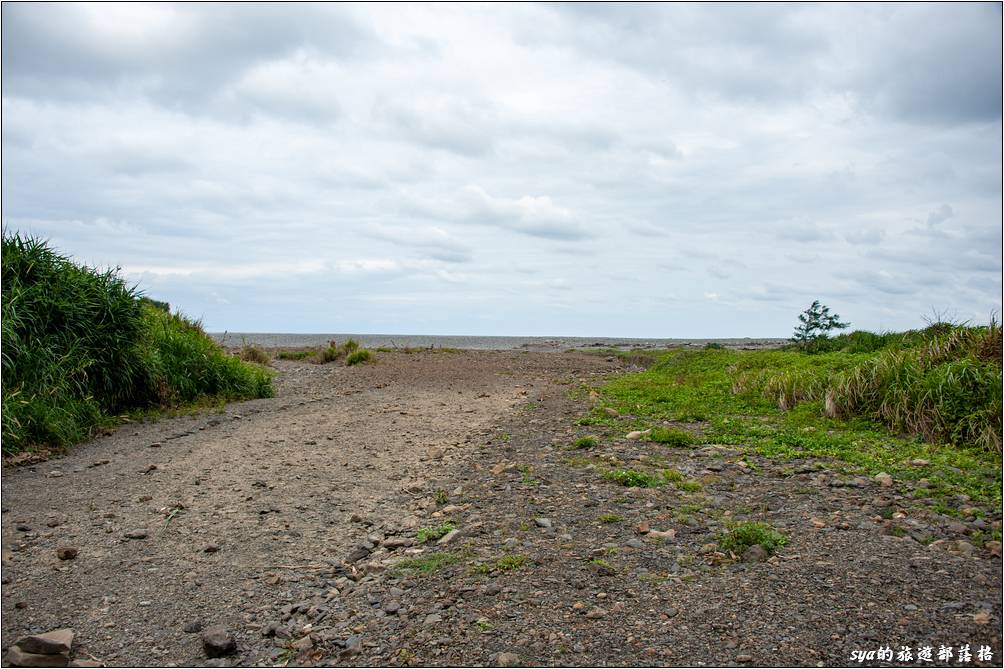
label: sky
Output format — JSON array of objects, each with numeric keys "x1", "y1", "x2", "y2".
[{"x1": 2, "y1": 3, "x2": 1001, "y2": 337}]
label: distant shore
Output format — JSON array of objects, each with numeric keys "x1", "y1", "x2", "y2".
[{"x1": 210, "y1": 332, "x2": 790, "y2": 352}]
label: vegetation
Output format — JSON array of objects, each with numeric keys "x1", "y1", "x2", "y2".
[
  {"x1": 395, "y1": 552, "x2": 459, "y2": 573},
  {"x1": 792, "y1": 300, "x2": 849, "y2": 349},
  {"x1": 346, "y1": 349, "x2": 373, "y2": 366},
  {"x1": 1, "y1": 234, "x2": 273, "y2": 455},
  {"x1": 472, "y1": 553, "x2": 529, "y2": 574},
  {"x1": 602, "y1": 468, "x2": 664, "y2": 488},
  {"x1": 718, "y1": 521, "x2": 787, "y2": 556},
  {"x1": 571, "y1": 436, "x2": 599, "y2": 449},
  {"x1": 239, "y1": 344, "x2": 271, "y2": 365},
  {"x1": 416, "y1": 522, "x2": 456, "y2": 544},
  {"x1": 647, "y1": 427, "x2": 694, "y2": 447},
  {"x1": 598, "y1": 513, "x2": 623, "y2": 523},
  {"x1": 595, "y1": 321, "x2": 1002, "y2": 504},
  {"x1": 275, "y1": 349, "x2": 317, "y2": 361}
]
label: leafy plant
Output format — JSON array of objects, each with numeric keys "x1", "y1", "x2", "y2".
[
  {"x1": 416, "y1": 522, "x2": 455, "y2": 544},
  {"x1": 346, "y1": 349, "x2": 372, "y2": 366},
  {"x1": 718, "y1": 521, "x2": 787, "y2": 556},
  {"x1": 793, "y1": 300, "x2": 849, "y2": 348}
]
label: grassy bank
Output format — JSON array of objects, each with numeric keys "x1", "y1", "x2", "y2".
[
  {"x1": 1, "y1": 234, "x2": 273, "y2": 455},
  {"x1": 586, "y1": 324, "x2": 1002, "y2": 505}
]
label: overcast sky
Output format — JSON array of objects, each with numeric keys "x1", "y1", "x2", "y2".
[{"x1": 2, "y1": 3, "x2": 1001, "y2": 337}]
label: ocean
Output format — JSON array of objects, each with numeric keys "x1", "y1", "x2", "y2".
[{"x1": 210, "y1": 332, "x2": 788, "y2": 352}]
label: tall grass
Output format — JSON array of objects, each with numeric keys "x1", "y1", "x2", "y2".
[{"x1": 1, "y1": 234, "x2": 273, "y2": 454}]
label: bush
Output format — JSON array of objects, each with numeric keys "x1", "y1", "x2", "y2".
[
  {"x1": 571, "y1": 436, "x2": 598, "y2": 449},
  {"x1": 239, "y1": 344, "x2": 271, "y2": 365},
  {"x1": 346, "y1": 349, "x2": 372, "y2": 366},
  {"x1": 602, "y1": 469, "x2": 663, "y2": 487},
  {"x1": 1, "y1": 234, "x2": 273, "y2": 454},
  {"x1": 342, "y1": 338, "x2": 360, "y2": 354},
  {"x1": 319, "y1": 344, "x2": 342, "y2": 364},
  {"x1": 718, "y1": 521, "x2": 787, "y2": 556}
]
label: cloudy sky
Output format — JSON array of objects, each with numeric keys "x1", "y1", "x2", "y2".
[{"x1": 2, "y1": 3, "x2": 1001, "y2": 337}]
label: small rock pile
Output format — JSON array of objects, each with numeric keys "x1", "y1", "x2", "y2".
[{"x1": 5, "y1": 629, "x2": 100, "y2": 667}]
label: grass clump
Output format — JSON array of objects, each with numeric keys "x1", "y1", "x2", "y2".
[
  {"x1": 1, "y1": 234, "x2": 273, "y2": 454},
  {"x1": 416, "y1": 522, "x2": 456, "y2": 544},
  {"x1": 571, "y1": 436, "x2": 599, "y2": 449},
  {"x1": 239, "y1": 344, "x2": 271, "y2": 365},
  {"x1": 648, "y1": 427, "x2": 695, "y2": 447},
  {"x1": 346, "y1": 349, "x2": 373, "y2": 366},
  {"x1": 598, "y1": 513, "x2": 623, "y2": 523},
  {"x1": 718, "y1": 521, "x2": 787, "y2": 556},
  {"x1": 395, "y1": 552, "x2": 459, "y2": 573},
  {"x1": 603, "y1": 469, "x2": 663, "y2": 488},
  {"x1": 319, "y1": 343, "x2": 342, "y2": 364},
  {"x1": 472, "y1": 553, "x2": 530, "y2": 574}
]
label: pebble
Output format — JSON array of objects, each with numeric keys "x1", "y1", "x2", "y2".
[
  {"x1": 124, "y1": 529, "x2": 149, "y2": 540},
  {"x1": 15, "y1": 629, "x2": 75, "y2": 655},
  {"x1": 424, "y1": 613, "x2": 443, "y2": 625},
  {"x1": 56, "y1": 546, "x2": 79, "y2": 561},
  {"x1": 183, "y1": 621, "x2": 204, "y2": 633},
  {"x1": 874, "y1": 473, "x2": 893, "y2": 487},
  {"x1": 585, "y1": 607, "x2": 606, "y2": 619},
  {"x1": 204, "y1": 544, "x2": 220, "y2": 553},
  {"x1": 6, "y1": 646, "x2": 67, "y2": 668},
  {"x1": 384, "y1": 601, "x2": 401, "y2": 614},
  {"x1": 534, "y1": 518, "x2": 552, "y2": 529},
  {"x1": 665, "y1": 607, "x2": 679, "y2": 618},
  {"x1": 741, "y1": 545, "x2": 769, "y2": 563}
]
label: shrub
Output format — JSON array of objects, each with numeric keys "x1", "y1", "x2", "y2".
[
  {"x1": 603, "y1": 469, "x2": 663, "y2": 488},
  {"x1": 417, "y1": 522, "x2": 456, "y2": 544},
  {"x1": 239, "y1": 344, "x2": 271, "y2": 365},
  {"x1": 346, "y1": 349, "x2": 372, "y2": 366},
  {"x1": 319, "y1": 345, "x2": 342, "y2": 364},
  {"x1": 342, "y1": 338, "x2": 360, "y2": 354},
  {"x1": 572, "y1": 436, "x2": 599, "y2": 449}
]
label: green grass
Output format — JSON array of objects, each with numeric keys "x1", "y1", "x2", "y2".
[
  {"x1": 471, "y1": 553, "x2": 529, "y2": 574},
  {"x1": 416, "y1": 522, "x2": 456, "y2": 544},
  {"x1": 2, "y1": 234, "x2": 273, "y2": 454},
  {"x1": 603, "y1": 469, "x2": 663, "y2": 488},
  {"x1": 239, "y1": 345, "x2": 271, "y2": 365},
  {"x1": 597, "y1": 339, "x2": 1002, "y2": 505},
  {"x1": 718, "y1": 521, "x2": 787, "y2": 556},
  {"x1": 395, "y1": 552, "x2": 460, "y2": 573},
  {"x1": 598, "y1": 513, "x2": 623, "y2": 523},
  {"x1": 346, "y1": 349, "x2": 373, "y2": 366},
  {"x1": 571, "y1": 436, "x2": 599, "y2": 449},
  {"x1": 648, "y1": 427, "x2": 695, "y2": 447}
]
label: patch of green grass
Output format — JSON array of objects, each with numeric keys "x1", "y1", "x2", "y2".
[
  {"x1": 346, "y1": 349, "x2": 373, "y2": 366},
  {"x1": 472, "y1": 553, "x2": 530, "y2": 574},
  {"x1": 416, "y1": 522, "x2": 456, "y2": 544},
  {"x1": 648, "y1": 427, "x2": 695, "y2": 447},
  {"x1": 676, "y1": 480, "x2": 703, "y2": 493},
  {"x1": 571, "y1": 436, "x2": 599, "y2": 449},
  {"x1": 395, "y1": 552, "x2": 460, "y2": 573},
  {"x1": 717, "y1": 521, "x2": 787, "y2": 556},
  {"x1": 662, "y1": 468, "x2": 685, "y2": 483},
  {"x1": 597, "y1": 346, "x2": 1001, "y2": 505},
  {"x1": 603, "y1": 469, "x2": 663, "y2": 488},
  {"x1": 518, "y1": 464, "x2": 540, "y2": 487},
  {"x1": 598, "y1": 513, "x2": 623, "y2": 523},
  {"x1": 433, "y1": 489, "x2": 449, "y2": 505}
]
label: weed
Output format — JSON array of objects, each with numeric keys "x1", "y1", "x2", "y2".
[
  {"x1": 276, "y1": 349, "x2": 317, "y2": 361},
  {"x1": 676, "y1": 480, "x2": 703, "y2": 493},
  {"x1": 571, "y1": 436, "x2": 599, "y2": 449},
  {"x1": 598, "y1": 513, "x2": 623, "y2": 523},
  {"x1": 472, "y1": 553, "x2": 529, "y2": 574},
  {"x1": 717, "y1": 521, "x2": 787, "y2": 556},
  {"x1": 603, "y1": 469, "x2": 663, "y2": 488},
  {"x1": 416, "y1": 522, "x2": 456, "y2": 544},
  {"x1": 239, "y1": 345, "x2": 271, "y2": 365},
  {"x1": 395, "y1": 552, "x2": 459, "y2": 573},
  {"x1": 433, "y1": 489, "x2": 449, "y2": 505},
  {"x1": 346, "y1": 349, "x2": 373, "y2": 366}
]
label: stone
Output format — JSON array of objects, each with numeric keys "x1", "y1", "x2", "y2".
[
  {"x1": 291, "y1": 636, "x2": 313, "y2": 653},
  {"x1": 383, "y1": 601, "x2": 401, "y2": 614},
  {"x1": 534, "y1": 518, "x2": 552, "y2": 529},
  {"x1": 497, "y1": 652, "x2": 521, "y2": 667},
  {"x1": 625, "y1": 431, "x2": 644, "y2": 440},
  {"x1": 124, "y1": 529, "x2": 148, "y2": 540},
  {"x1": 874, "y1": 473, "x2": 893, "y2": 487},
  {"x1": 201, "y1": 626, "x2": 236, "y2": 658},
  {"x1": 424, "y1": 613, "x2": 443, "y2": 625},
  {"x1": 737, "y1": 654, "x2": 753, "y2": 663},
  {"x1": 7, "y1": 646, "x2": 69, "y2": 667},
  {"x1": 16, "y1": 629, "x2": 75, "y2": 655},
  {"x1": 383, "y1": 536, "x2": 414, "y2": 549},
  {"x1": 585, "y1": 607, "x2": 606, "y2": 619},
  {"x1": 342, "y1": 635, "x2": 363, "y2": 656},
  {"x1": 204, "y1": 544, "x2": 220, "y2": 553},
  {"x1": 910, "y1": 459, "x2": 929, "y2": 466},
  {"x1": 56, "y1": 546, "x2": 79, "y2": 561},
  {"x1": 741, "y1": 545, "x2": 769, "y2": 563},
  {"x1": 602, "y1": 407, "x2": 619, "y2": 417},
  {"x1": 637, "y1": 521, "x2": 650, "y2": 534},
  {"x1": 68, "y1": 661, "x2": 103, "y2": 668},
  {"x1": 665, "y1": 607, "x2": 679, "y2": 618},
  {"x1": 183, "y1": 621, "x2": 204, "y2": 633},
  {"x1": 647, "y1": 529, "x2": 676, "y2": 541},
  {"x1": 437, "y1": 529, "x2": 460, "y2": 545}
]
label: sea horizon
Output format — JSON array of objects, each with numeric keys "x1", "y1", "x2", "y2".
[{"x1": 210, "y1": 332, "x2": 791, "y2": 352}]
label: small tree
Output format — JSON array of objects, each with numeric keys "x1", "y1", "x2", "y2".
[{"x1": 793, "y1": 300, "x2": 848, "y2": 346}]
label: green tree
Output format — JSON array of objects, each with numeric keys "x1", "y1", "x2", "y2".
[{"x1": 793, "y1": 300, "x2": 849, "y2": 346}]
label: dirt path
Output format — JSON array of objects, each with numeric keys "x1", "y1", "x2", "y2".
[{"x1": 2, "y1": 351, "x2": 1001, "y2": 667}]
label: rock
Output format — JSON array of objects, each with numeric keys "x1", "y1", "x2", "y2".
[
  {"x1": 383, "y1": 601, "x2": 401, "y2": 614},
  {"x1": 345, "y1": 545, "x2": 372, "y2": 563},
  {"x1": 585, "y1": 607, "x2": 606, "y2": 619},
  {"x1": 124, "y1": 529, "x2": 148, "y2": 540},
  {"x1": 183, "y1": 621, "x2": 203, "y2": 633},
  {"x1": 874, "y1": 473, "x2": 893, "y2": 487},
  {"x1": 56, "y1": 546, "x2": 79, "y2": 561},
  {"x1": 201, "y1": 626, "x2": 236, "y2": 658},
  {"x1": 68, "y1": 661, "x2": 103, "y2": 668},
  {"x1": 342, "y1": 635, "x2": 363, "y2": 656},
  {"x1": 427, "y1": 447, "x2": 445, "y2": 460},
  {"x1": 7, "y1": 646, "x2": 69, "y2": 667},
  {"x1": 665, "y1": 607, "x2": 679, "y2": 618},
  {"x1": 737, "y1": 654, "x2": 753, "y2": 663},
  {"x1": 46, "y1": 516, "x2": 64, "y2": 528},
  {"x1": 491, "y1": 463, "x2": 508, "y2": 476},
  {"x1": 47, "y1": 471, "x2": 64, "y2": 478},
  {"x1": 625, "y1": 431, "x2": 644, "y2": 440},
  {"x1": 985, "y1": 541, "x2": 1002, "y2": 557},
  {"x1": 534, "y1": 518, "x2": 552, "y2": 529},
  {"x1": 424, "y1": 613, "x2": 443, "y2": 625},
  {"x1": 291, "y1": 636, "x2": 313, "y2": 653},
  {"x1": 437, "y1": 529, "x2": 461, "y2": 545},
  {"x1": 742, "y1": 545, "x2": 769, "y2": 563},
  {"x1": 382, "y1": 536, "x2": 414, "y2": 549},
  {"x1": 497, "y1": 652, "x2": 521, "y2": 667},
  {"x1": 485, "y1": 583, "x2": 502, "y2": 596},
  {"x1": 647, "y1": 529, "x2": 676, "y2": 541},
  {"x1": 625, "y1": 538, "x2": 644, "y2": 549},
  {"x1": 602, "y1": 408, "x2": 619, "y2": 417},
  {"x1": 204, "y1": 544, "x2": 220, "y2": 553},
  {"x1": 16, "y1": 629, "x2": 75, "y2": 655},
  {"x1": 910, "y1": 459, "x2": 929, "y2": 466},
  {"x1": 637, "y1": 521, "x2": 650, "y2": 534}
]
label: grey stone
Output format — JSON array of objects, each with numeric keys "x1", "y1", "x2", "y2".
[
  {"x1": 497, "y1": 652, "x2": 521, "y2": 667},
  {"x1": 56, "y1": 546, "x2": 78, "y2": 561},
  {"x1": 424, "y1": 613, "x2": 443, "y2": 625},
  {"x1": 201, "y1": 625, "x2": 236, "y2": 658},
  {"x1": 741, "y1": 545, "x2": 769, "y2": 563},
  {"x1": 7, "y1": 646, "x2": 69, "y2": 667},
  {"x1": 124, "y1": 529, "x2": 148, "y2": 540},
  {"x1": 16, "y1": 629, "x2": 74, "y2": 655},
  {"x1": 534, "y1": 518, "x2": 552, "y2": 529}
]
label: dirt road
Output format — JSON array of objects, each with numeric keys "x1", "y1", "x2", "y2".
[{"x1": 2, "y1": 351, "x2": 1001, "y2": 667}]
